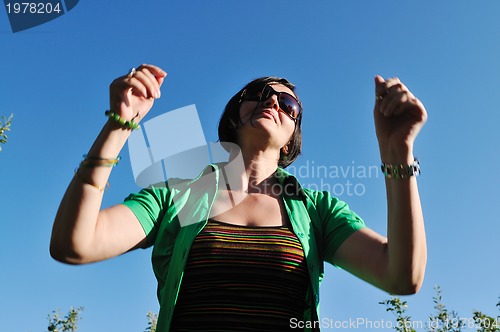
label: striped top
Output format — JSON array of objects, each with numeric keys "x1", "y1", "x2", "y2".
[{"x1": 170, "y1": 219, "x2": 309, "y2": 332}]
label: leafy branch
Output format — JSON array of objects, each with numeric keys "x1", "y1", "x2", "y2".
[
  {"x1": 144, "y1": 311, "x2": 158, "y2": 332},
  {"x1": 47, "y1": 307, "x2": 83, "y2": 332},
  {"x1": 381, "y1": 286, "x2": 499, "y2": 332},
  {"x1": 427, "y1": 285, "x2": 463, "y2": 332},
  {"x1": 0, "y1": 113, "x2": 14, "y2": 152},
  {"x1": 45, "y1": 307, "x2": 158, "y2": 331},
  {"x1": 380, "y1": 296, "x2": 416, "y2": 332}
]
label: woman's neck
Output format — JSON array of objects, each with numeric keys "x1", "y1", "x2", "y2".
[
  {"x1": 242, "y1": 150, "x2": 280, "y2": 194},
  {"x1": 224, "y1": 143, "x2": 280, "y2": 195}
]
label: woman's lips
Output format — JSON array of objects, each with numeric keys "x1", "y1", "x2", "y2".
[{"x1": 258, "y1": 109, "x2": 278, "y2": 122}]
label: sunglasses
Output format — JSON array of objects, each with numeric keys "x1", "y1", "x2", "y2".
[{"x1": 240, "y1": 84, "x2": 302, "y2": 121}]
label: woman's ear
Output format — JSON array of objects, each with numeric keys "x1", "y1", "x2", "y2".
[{"x1": 281, "y1": 142, "x2": 291, "y2": 155}]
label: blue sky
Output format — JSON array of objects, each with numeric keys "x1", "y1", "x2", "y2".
[{"x1": 1, "y1": 1, "x2": 499, "y2": 331}]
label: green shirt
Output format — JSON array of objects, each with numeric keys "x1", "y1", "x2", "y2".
[{"x1": 123, "y1": 165, "x2": 366, "y2": 331}]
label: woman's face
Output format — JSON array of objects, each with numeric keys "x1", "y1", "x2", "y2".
[{"x1": 238, "y1": 83, "x2": 297, "y2": 151}]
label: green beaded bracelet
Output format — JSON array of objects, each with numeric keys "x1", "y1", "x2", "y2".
[{"x1": 105, "y1": 110, "x2": 140, "y2": 130}]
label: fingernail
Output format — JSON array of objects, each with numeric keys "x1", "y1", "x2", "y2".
[{"x1": 157, "y1": 90, "x2": 161, "y2": 98}]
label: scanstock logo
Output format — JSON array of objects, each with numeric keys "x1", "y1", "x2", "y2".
[{"x1": 3, "y1": 0, "x2": 79, "y2": 33}]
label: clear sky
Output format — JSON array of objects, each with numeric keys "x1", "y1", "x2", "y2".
[{"x1": 1, "y1": 1, "x2": 499, "y2": 331}]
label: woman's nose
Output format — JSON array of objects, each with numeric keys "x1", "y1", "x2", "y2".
[{"x1": 263, "y1": 94, "x2": 280, "y2": 110}]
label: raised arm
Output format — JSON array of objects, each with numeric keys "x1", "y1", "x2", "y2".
[
  {"x1": 332, "y1": 76, "x2": 428, "y2": 295},
  {"x1": 50, "y1": 64, "x2": 167, "y2": 265}
]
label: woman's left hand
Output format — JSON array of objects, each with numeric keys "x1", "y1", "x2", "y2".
[{"x1": 373, "y1": 75, "x2": 428, "y2": 163}]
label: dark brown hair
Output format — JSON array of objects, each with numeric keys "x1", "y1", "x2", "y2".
[{"x1": 218, "y1": 76, "x2": 303, "y2": 168}]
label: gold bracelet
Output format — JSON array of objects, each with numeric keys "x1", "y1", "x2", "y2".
[
  {"x1": 74, "y1": 169, "x2": 109, "y2": 191},
  {"x1": 80, "y1": 155, "x2": 121, "y2": 168}
]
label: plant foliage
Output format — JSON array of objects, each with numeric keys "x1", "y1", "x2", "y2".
[{"x1": 0, "y1": 114, "x2": 13, "y2": 152}]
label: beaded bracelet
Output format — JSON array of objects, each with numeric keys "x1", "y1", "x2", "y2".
[
  {"x1": 381, "y1": 158, "x2": 420, "y2": 179},
  {"x1": 105, "y1": 110, "x2": 140, "y2": 130}
]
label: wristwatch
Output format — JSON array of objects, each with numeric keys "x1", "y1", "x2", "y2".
[{"x1": 381, "y1": 158, "x2": 420, "y2": 179}]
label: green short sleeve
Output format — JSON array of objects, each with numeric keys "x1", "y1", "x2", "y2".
[
  {"x1": 122, "y1": 185, "x2": 170, "y2": 246},
  {"x1": 312, "y1": 190, "x2": 366, "y2": 262}
]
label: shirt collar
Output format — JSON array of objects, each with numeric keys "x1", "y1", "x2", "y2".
[
  {"x1": 275, "y1": 167, "x2": 305, "y2": 199},
  {"x1": 188, "y1": 164, "x2": 305, "y2": 198}
]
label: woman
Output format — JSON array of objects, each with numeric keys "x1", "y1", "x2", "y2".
[{"x1": 50, "y1": 64, "x2": 427, "y2": 331}]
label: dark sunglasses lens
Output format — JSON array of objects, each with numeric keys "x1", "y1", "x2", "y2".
[
  {"x1": 244, "y1": 84, "x2": 301, "y2": 119},
  {"x1": 279, "y1": 93, "x2": 301, "y2": 119},
  {"x1": 261, "y1": 85, "x2": 274, "y2": 100},
  {"x1": 242, "y1": 85, "x2": 264, "y2": 101}
]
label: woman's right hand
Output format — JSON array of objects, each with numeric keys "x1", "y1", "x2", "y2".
[
  {"x1": 50, "y1": 64, "x2": 167, "y2": 265},
  {"x1": 109, "y1": 64, "x2": 167, "y2": 123}
]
